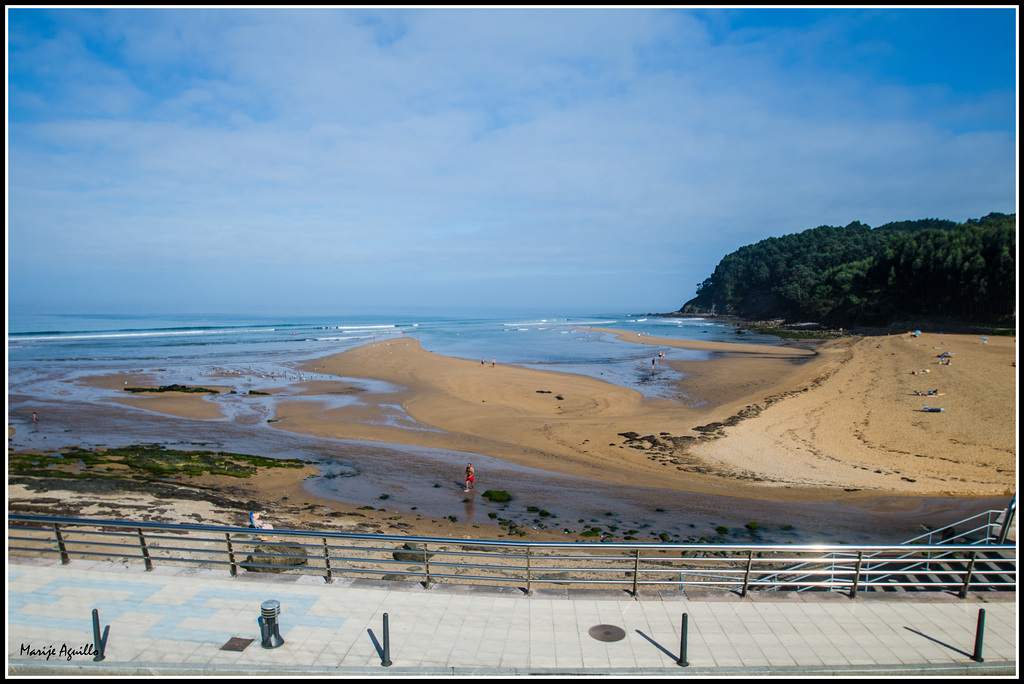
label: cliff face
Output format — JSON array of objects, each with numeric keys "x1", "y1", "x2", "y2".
[{"x1": 682, "y1": 290, "x2": 796, "y2": 321}]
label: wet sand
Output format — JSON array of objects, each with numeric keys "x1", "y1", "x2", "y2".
[{"x1": 276, "y1": 328, "x2": 1016, "y2": 501}]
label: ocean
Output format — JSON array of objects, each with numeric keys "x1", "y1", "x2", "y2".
[
  {"x1": 6, "y1": 308, "x2": 775, "y2": 388},
  {"x1": 6, "y1": 308, "x2": 999, "y2": 544}
]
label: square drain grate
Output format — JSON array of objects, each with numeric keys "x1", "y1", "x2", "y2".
[{"x1": 220, "y1": 637, "x2": 254, "y2": 652}]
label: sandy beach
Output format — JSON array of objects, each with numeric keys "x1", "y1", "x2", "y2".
[
  {"x1": 9, "y1": 327, "x2": 1017, "y2": 541},
  {"x1": 276, "y1": 328, "x2": 1016, "y2": 500}
]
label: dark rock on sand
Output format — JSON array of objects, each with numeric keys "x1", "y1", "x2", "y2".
[
  {"x1": 393, "y1": 542, "x2": 435, "y2": 562},
  {"x1": 242, "y1": 542, "x2": 310, "y2": 573}
]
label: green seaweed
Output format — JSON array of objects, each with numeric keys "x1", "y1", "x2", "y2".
[
  {"x1": 8, "y1": 444, "x2": 309, "y2": 481},
  {"x1": 123, "y1": 384, "x2": 220, "y2": 394}
]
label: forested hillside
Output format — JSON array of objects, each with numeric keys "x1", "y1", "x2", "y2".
[{"x1": 680, "y1": 213, "x2": 1015, "y2": 327}]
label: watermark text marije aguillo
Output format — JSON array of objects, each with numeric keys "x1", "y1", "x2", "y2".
[{"x1": 20, "y1": 643, "x2": 98, "y2": 661}]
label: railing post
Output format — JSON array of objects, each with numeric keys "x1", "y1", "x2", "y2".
[
  {"x1": 137, "y1": 528, "x2": 153, "y2": 571},
  {"x1": 959, "y1": 550, "x2": 978, "y2": 599},
  {"x1": 740, "y1": 550, "x2": 753, "y2": 597},
  {"x1": 525, "y1": 547, "x2": 532, "y2": 595},
  {"x1": 632, "y1": 548, "x2": 641, "y2": 598},
  {"x1": 423, "y1": 543, "x2": 431, "y2": 588},
  {"x1": 323, "y1": 538, "x2": 333, "y2": 584},
  {"x1": 53, "y1": 523, "x2": 70, "y2": 565},
  {"x1": 850, "y1": 551, "x2": 863, "y2": 598},
  {"x1": 226, "y1": 533, "x2": 237, "y2": 577},
  {"x1": 995, "y1": 495, "x2": 1015, "y2": 544}
]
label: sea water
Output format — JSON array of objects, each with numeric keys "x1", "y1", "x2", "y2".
[
  {"x1": 6, "y1": 307, "x2": 998, "y2": 543},
  {"x1": 7, "y1": 308, "x2": 773, "y2": 385}
]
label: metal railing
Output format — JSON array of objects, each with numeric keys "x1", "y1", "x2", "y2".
[
  {"x1": 903, "y1": 498, "x2": 1015, "y2": 546},
  {"x1": 7, "y1": 513, "x2": 1016, "y2": 598},
  {"x1": 752, "y1": 498, "x2": 1017, "y2": 594}
]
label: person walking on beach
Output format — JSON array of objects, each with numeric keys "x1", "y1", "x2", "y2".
[{"x1": 465, "y1": 463, "x2": 475, "y2": 492}]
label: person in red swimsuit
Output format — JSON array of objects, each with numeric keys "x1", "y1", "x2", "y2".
[{"x1": 465, "y1": 463, "x2": 475, "y2": 492}]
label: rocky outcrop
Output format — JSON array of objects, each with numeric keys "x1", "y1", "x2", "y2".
[{"x1": 242, "y1": 541, "x2": 309, "y2": 573}]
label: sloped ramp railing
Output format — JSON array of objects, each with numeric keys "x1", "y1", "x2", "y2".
[{"x1": 749, "y1": 497, "x2": 1016, "y2": 596}]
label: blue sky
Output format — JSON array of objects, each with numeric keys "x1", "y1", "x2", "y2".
[{"x1": 6, "y1": 7, "x2": 1017, "y2": 316}]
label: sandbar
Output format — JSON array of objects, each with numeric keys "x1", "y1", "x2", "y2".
[
  {"x1": 53, "y1": 328, "x2": 1020, "y2": 501},
  {"x1": 266, "y1": 328, "x2": 1015, "y2": 502}
]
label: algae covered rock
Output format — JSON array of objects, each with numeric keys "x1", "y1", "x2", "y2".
[{"x1": 242, "y1": 542, "x2": 309, "y2": 573}]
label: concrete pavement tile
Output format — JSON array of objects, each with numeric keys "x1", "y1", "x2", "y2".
[
  {"x1": 745, "y1": 619, "x2": 779, "y2": 635},
  {"x1": 753, "y1": 646, "x2": 798, "y2": 667},
  {"x1": 708, "y1": 652, "x2": 746, "y2": 667},
  {"x1": 528, "y1": 650, "x2": 558, "y2": 668},
  {"x1": 554, "y1": 655, "x2": 586, "y2": 669},
  {"x1": 575, "y1": 652, "x2": 610, "y2": 670},
  {"x1": 607, "y1": 655, "x2": 640, "y2": 669},
  {"x1": 805, "y1": 645, "x2": 852, "y2": 667},
  {"x1": 776, "y1": 643, "x2": 826, "y2": 667}
]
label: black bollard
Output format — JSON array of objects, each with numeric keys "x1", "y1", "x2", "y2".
[
  {"x1": 91, "y1": 609, "x2": 105, "y2": 662},
  {"x1": 381, "y1": 612, "x2": 393, "y2": 667},
  {"x1": 971, "y1": 608, "x2": 986, "y2": 663},
  {"x1": 260, "y1": 600, "x2": 285, "y2": 649},
  {"x1": 677, "y1": 612, "x2": 689, "y2": 667}
]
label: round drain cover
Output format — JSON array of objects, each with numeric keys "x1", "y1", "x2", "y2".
[{"x1": 588, "y1": 624, "x2": 626, "y2": 642}]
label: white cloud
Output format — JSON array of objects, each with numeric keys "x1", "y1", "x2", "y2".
[{"x1": 7, "y1": 8, "x2": 1016, "y2": 313}]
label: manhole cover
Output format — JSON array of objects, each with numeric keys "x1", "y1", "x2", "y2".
[
  {"x1": 588, "y1": 624, "x2": 626, "y2": 642},
  {"x1": 220, "y1": 637, "x2": 254, "y2": 652}
]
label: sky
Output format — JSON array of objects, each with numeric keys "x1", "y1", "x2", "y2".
[{"x1": 5, "y1": 7, "x2": 1018, "y2": 316}]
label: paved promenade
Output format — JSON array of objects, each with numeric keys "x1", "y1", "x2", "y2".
[{"x1": 7, "y1": 556, "x2": 1016, "y2": 677}]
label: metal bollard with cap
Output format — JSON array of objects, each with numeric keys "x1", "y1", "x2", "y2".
[
  {"x1": 677, "y1": 612, "x2": 689, "y2": 667},
  {"x1": 260, "y1": 599, "x2": 285, "y2": 649}
]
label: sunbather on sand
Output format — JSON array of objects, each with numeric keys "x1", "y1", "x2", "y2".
[{"x1": 250, "y1": 511, "x2": 274, "y2": 530}]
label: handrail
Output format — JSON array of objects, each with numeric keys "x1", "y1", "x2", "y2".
[
  {"x1": 7, "y1": 513, "x2": 1016, "y2": 597},
  {"x1": 752, "y1": 502, "x2": 1015, "y2": 593},
  {"x1": 901, "y1": 506, "x2": 1009, "y2": 546},
  {"x1": 7, "y1": 513, "x2": 1010, "y2": 553},
  {"x1": 996, "y1": 494, "x2": 1016, "y2": 544}
]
